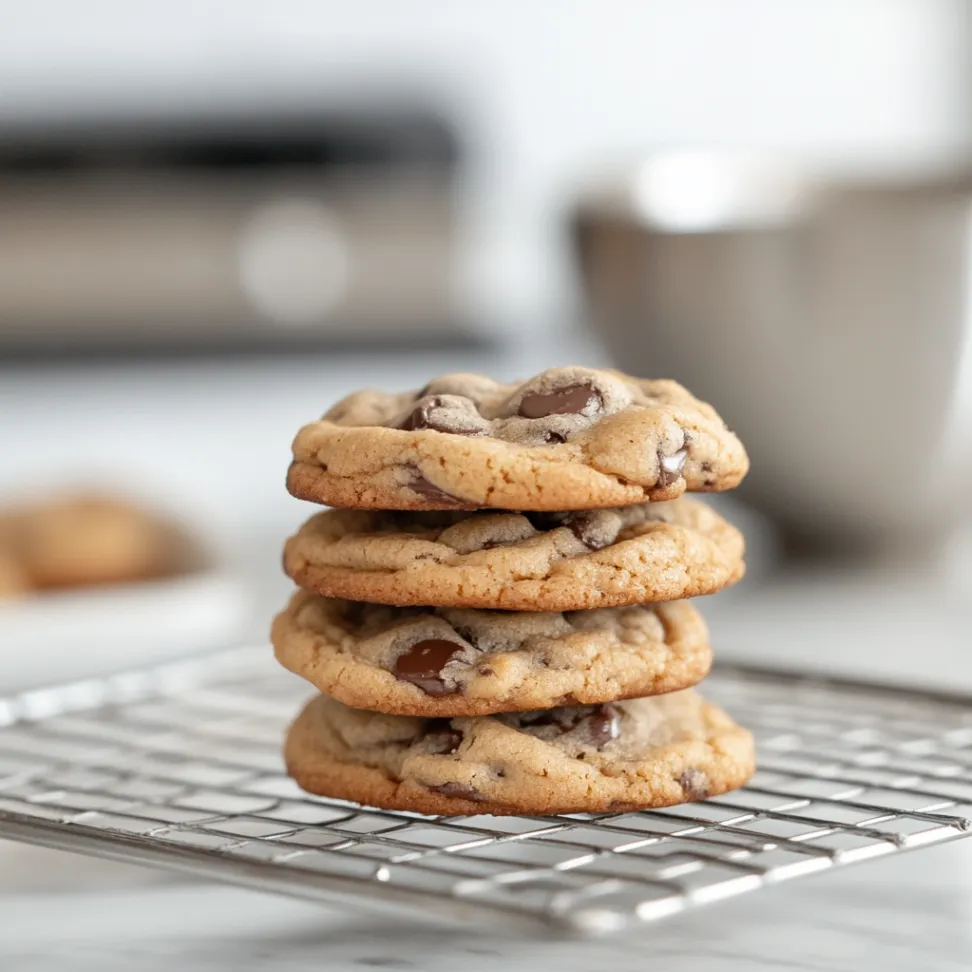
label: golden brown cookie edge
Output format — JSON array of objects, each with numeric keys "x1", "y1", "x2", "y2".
[
  {"x1": 287, "y1": 457, "x2": 689, "y2": 512},
  {"x1": 271, "y1": 591, "x2": 714, "y2": 717}
]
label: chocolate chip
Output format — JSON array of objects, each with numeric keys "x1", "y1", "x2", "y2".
[
  {"x1": 526, "y1": 511, "x2": 615, "y2": 551},
  {"x1": 398, "y1": 395, "x2": 486, "y2": 436},
  {"x1": 585, "y1": 705, "x2": 621, "y2": 747},
  {"x1": 524, "y1": 511, "x2": 564, "y2": 532},
  {"x1": 562, "y1": 511, "x2": 612, "y2": 551},
  {"x1": 518, "y1": 383, "x2": 602, "y2": 420},
  {"x1": 517, "y1": 710, "x2": 560, "y2": 729},
  {"x1": 543, "y1": 430, "x2": 568, "y2": 444},
  {"x1": 428, "y1": 781, "x2": 485, "y2": 801},
  {"x1": 406, "y1": 466, "x2": 470, "y2": 507},
  {"x1": 424, "y1": 720, "x2": 463, "y2": 755},
  {"x1": 393, "y1": 639, "x2": 463, "y2": 696},
  {"x1": 657, "y1": 448, "x2": 687, "y2": 487},
  {"x1": 656, "y1": 430, "x2": 692, "y2": 487},
  {"x1": 518, "y1": 704, "x2": 620, "y2": 749},
  {"x1": 679, "y1": 768, "x2": 709, "y2": 800},
  {"x1": 398, "y1": 396, "x2": 443, "y2": 431}
]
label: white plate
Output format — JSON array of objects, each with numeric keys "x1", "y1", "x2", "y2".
[{"x1": 0, "y1": 567, "x2": 247, "y2": 694}]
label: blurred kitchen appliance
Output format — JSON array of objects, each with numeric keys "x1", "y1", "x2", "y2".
[
  {"x1": 0, "y1": 107, "x2": 462, "y2": 350},
  {"x1": 574, "y1": 152, "x2": 972, "y2": 548}
]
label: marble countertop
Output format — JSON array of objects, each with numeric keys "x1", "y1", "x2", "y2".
[
  {"x1": 3, "y1": 334, "x2": 972, "y2": 969},
  {"x1": 2, "y1": 837, "x2": 970, "y2": 971}
]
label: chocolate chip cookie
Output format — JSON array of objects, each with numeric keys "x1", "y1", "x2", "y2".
[
  {"x1": 285, "y1": 689, "x2": 755, "y2": 815},
  {"x1": 288, "y1": 367, "x2": 748, "y2": 511},
  {"x1": 272, "y1": 590, "x2": 712, "y2": 717},
  {"x1": 283, "y1": 498, "x2": 744, "y2": 611}
]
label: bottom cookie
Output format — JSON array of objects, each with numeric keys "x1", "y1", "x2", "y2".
[{"x1": 285, "y1": 690, "x2": 755, "y2": 816}]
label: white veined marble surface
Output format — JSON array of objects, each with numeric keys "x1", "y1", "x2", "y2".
[{"x1": 0, "y1": 837, "x2": 970, "y2": 971}]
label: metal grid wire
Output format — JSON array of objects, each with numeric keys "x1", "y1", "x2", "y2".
[{"x1": 1, "y1": 648, "x2": 972, "y2": 935}]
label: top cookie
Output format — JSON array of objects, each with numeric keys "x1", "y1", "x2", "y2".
[{"x1": 288, "y1": 367, "x2": 748, "y2": 511}]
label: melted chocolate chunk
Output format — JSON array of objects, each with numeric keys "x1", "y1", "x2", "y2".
[
  {"x1": 525, "y1": 511, "x2": 615, "y2": 551},
  {"x1": 656, "y1": 430, "x2": 692, "y2": 487},
  {"x1": 398, "y1": 395, "x2": 444, "y2": 431},
  {"x1": 678, "y1": 768, "x2": 709, "y2": 800},
  {"x1": 657, "y1": 448, "x2": 687, "y2": 487},
  {"x1": 428, "y1": 781, "x2": 485, "y2": 801},
  {"x1": 525, "y1": 511, "x2": 564, "y2": 532},
  {"x1": 518, "y1": 383, "x2": 602, "y2": 420},
  {"x1": 398, "y1": 395, "x2": 485, "y2": 436},
  {"x1": 562, "y1": 511, "x2": 612, "y2": 551},
  {"x1": 393, "y1": 639, "x2": 463, "y2": 696},
  {"x1": 406, "y1": 467, "x2": 470, "y2": 507},
  {"x1": 517, "y1": 710, "x2": 563, "y2": 729},
  {"x1": 585, "y1": 706, "x2": 621, "y2": 747},
  {"x1": 518, "y1": 704, "x2": 620, "y2": 749},
  {"x1": 424, "y1": 720, "x2": 463, "y2": 755}
]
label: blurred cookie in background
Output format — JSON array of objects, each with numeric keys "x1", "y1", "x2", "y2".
[
  {"x1": 0, "y1": 492, "x2": 247, "y2": 692},
  {"x1": 0, "y1": 549, "x2": 30, "y2": 599},
  {"x1": 0, "y1": 494, "x2": 204, "y2": 600}
]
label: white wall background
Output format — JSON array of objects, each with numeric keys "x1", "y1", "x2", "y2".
[{"x1": 0, "y1": 0, "x2": 968, "y2": 329}]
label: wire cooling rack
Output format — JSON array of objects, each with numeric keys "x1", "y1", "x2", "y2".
[{"x1": 1, "y1": 648, "x2": 971, "y2": 935}]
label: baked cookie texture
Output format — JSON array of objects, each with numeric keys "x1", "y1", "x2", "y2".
[
  {"x1": 277, "y1": 366, "x2": 754, "y2": 815},
  {"x1": 283, "y1": 498, "x2": 744, "y2": 611},
  {"x1": 272, "y1": 590, "x2": 712, "y2": 716},
  {"x1": 288, "y1": 367, "x2": 748, "y2": 511},
  {"x1": 0, "y1": 550, "x2": 29, "y2": 599},
  {"x1": 0, "y1": 495, "x2": 199, "y2": 597},
  {"x1": 285, "y1": 689, "x2": 755, "y2": 815}
]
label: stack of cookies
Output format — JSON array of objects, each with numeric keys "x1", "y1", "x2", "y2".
[{"x1": 273, "y1": 367, "x2": 755, "y2": 816}]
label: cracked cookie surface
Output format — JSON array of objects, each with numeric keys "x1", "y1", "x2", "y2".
[
  {"x1": 283, "y1": 498, "x2": 744, "y2": 611},
  {"x1": 285, "y1": 689, "x2": 755, "y2": 815},
  {"x1": 288, "y1": 367, "x2": 748, "y2": 511},
  {"x1": 272, "y1": 590, "x2": 712, "y2": 716}
]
